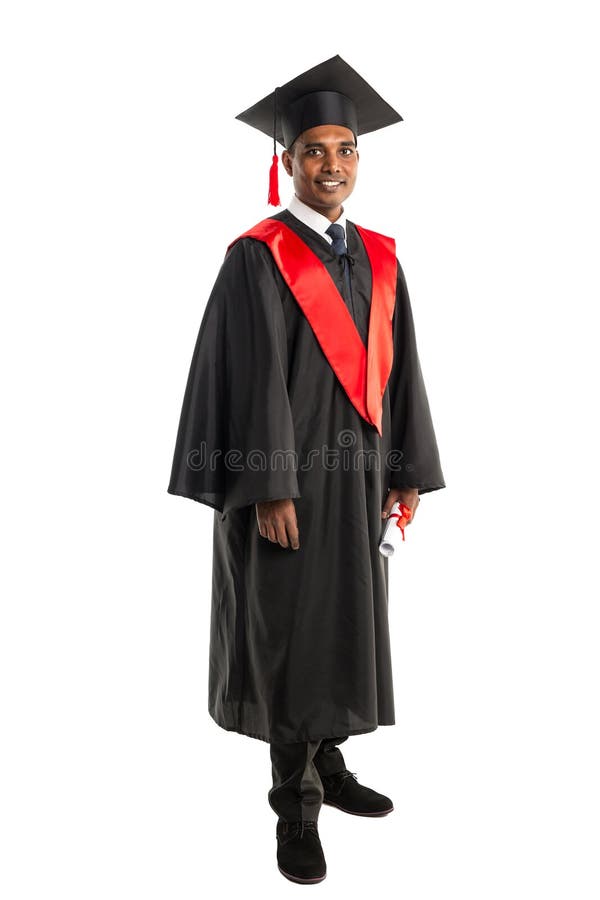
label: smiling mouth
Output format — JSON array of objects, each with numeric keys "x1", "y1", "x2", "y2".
[{"x1": 317, "y1": 180, "x2": 345, "y2": 190}]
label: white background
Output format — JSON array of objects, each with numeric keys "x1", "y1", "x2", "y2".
[{"x1": 1, "y1": 1, "x2": 599, "y2": 897}]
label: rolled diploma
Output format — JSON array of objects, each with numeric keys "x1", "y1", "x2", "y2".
[{"x1": 379, "y1": 500, "x2": 411, "y2": 557}]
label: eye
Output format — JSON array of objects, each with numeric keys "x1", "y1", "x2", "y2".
[
  {"x1": 340, "y1": 148, "x2": 354, "y2": 156},
  {"x1": 307, "y1": 148, "x2": 322, "y2": 156}
]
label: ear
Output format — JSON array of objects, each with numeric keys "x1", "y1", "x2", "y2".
[{"x1": 281, "y1": 150, "x2": 293, "y2": 176}]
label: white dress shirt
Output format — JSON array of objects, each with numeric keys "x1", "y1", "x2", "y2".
[{"x1": 287, "y1": 193, "x2": 348, "y2": 245}]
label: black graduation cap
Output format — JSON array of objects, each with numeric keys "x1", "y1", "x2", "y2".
[{"x1": 235, "y1": 54, "x2": 403, "y2": 206}]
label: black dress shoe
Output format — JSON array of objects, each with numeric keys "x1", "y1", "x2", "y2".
[
  {"x1": 320, "y1": 769, "x2": 394, "y2": 816},
  {"x1": 276, "y1": 819, "x2": 327, "y2": 884}
]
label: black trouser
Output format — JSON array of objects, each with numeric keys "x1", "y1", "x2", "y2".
[{"x1": 268, "y1": 736, "x2": 349, "y2": 822}]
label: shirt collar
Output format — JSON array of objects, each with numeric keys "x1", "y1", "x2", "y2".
[{"x1": 287, "y1": 193, "x2": 348, "y2": 245}]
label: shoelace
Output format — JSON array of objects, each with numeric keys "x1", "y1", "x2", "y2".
[
  {"x1": 324, "y1": 769, "x2": 357, "y2": 784},
  {"x1": 280, "y1": 820, "x2": 318, "y2": 840},
  {"x1": 299, "y1": 820, "x2": 318, "y2": 839},
  {"x1": 321, "y1": 769, "x2": 359, "y2": 797},
  {"x1": 339, "y1": 769, "x2": 358, "y2": 782}
]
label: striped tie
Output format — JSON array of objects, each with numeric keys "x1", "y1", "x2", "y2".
[{"x1": 325, "y1": 222, "x2": 353, "y2": 302}]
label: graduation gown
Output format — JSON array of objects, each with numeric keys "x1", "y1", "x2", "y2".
[{"x1": 168, "y1": 209, "x2": 445, "y2": 744}]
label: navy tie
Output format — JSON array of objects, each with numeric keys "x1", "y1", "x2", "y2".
[{"x1": 325, "y1": 222, "x2": 353, "y2": 304}]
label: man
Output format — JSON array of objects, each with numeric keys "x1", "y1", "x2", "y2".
[{"x1": 168, "y1": 55, "x2": 445, "y2": 884}]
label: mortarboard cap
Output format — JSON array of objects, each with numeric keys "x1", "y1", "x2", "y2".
[{"x1": 235, "y1": 54, "x2": 403, "y2": 206}]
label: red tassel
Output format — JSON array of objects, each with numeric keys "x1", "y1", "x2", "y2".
[{"x1": 268, "y1": 153, "x2": 280, "y2": 206}]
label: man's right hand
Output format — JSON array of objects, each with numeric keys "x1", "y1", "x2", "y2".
[{"x1": 255, "y1": 498, "x2": 300, "y2": 550}]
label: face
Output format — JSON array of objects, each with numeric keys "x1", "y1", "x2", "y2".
[{"x1": 281, "y1": 124, "x2": 359, "y2": 221}]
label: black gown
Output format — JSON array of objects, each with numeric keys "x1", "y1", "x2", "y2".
[{"x1": 168, "y1": 209, "x2": 445, "y2": 744}]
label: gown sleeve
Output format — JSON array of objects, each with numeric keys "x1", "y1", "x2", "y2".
[
  {"x1": 387, "y1": 258, "x2": 446, "y2": 495},
  {"x1": 167, "y1": 237, "x2": 300, "y2": 519}
]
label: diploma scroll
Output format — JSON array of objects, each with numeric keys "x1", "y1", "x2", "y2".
[{"x1": 378, "y1": 500, "x2": 413, "y2": 557}]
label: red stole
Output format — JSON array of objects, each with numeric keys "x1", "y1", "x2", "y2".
[{"x1": 226, "y1": 218, "x2": 397, "y2": 437}]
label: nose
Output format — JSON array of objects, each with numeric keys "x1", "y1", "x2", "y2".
[{"x1": 321, "y1": 149, "x2": 341, "y2": 172}]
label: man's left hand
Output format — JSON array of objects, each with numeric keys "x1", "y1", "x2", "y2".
[{"x1": 381, "y1": 487, "x2": 420, "y2": 524}]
